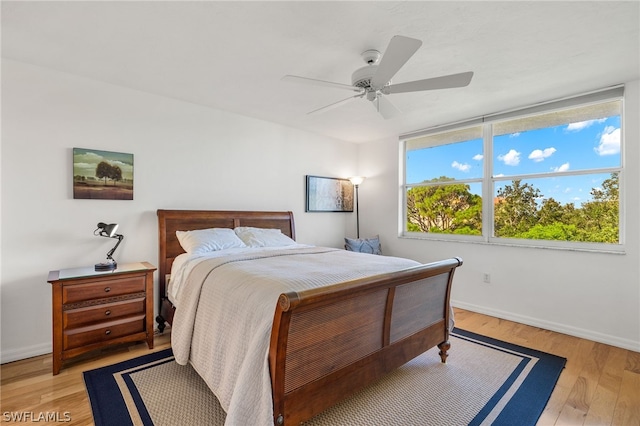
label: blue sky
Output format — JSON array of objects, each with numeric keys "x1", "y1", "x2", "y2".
[{"x1": 406, "y1": 115, "x2": 621, "y2": 206}]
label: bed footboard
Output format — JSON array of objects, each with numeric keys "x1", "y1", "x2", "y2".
[{"x1": 269, "y1": 257, "x2": 463, "y2": 425}]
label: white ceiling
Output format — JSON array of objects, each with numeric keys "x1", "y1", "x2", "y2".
[{"x1": 2, "y1": 1, "x2": 639, "y2": 143}]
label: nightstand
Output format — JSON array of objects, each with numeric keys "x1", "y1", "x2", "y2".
[{"x1": 47, "y1": 262, "x2": 156, "y2": 375}]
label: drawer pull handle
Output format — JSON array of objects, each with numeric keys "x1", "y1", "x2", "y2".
[
  {"x1": 105, "y1": 330, "x2": 111, "y2": 335},
  {"x1": 104, "y1": 287, "x2": 111, "y2": 293},
  {"x1": 105, "y1": 310, "x2": 111, "y2": 316}
]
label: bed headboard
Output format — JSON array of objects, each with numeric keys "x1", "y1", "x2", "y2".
[{"x1": 156, "y1": 209, "x2": 295, "y2": 299}]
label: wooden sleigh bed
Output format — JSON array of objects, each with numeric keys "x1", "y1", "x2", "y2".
[{"x1": 156, "y1": 209, "x2": 462, "y2": 425}]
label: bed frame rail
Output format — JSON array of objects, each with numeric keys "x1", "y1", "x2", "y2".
[{"x1": 269, "y1": 257, "x2": 462, "y2": 425}]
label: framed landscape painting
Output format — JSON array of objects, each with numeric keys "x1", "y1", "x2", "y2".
[
  {"x1": 305, "y1": 175, "x2": 354, "y2": 212},
  {"x1": 73, "y1": 148, "x2": 134, "y2": 200}
]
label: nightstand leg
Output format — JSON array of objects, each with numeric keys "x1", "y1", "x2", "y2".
[
  {"x1": 52, "y1": 356, "x2": 62, "y2": 376},
  {"x1": 51, "y1": 283, "x2": 63, "y2": 375}
]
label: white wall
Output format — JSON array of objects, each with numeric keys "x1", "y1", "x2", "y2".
[
  {"x1": 0, "y1": 60, "x2": 359, "y2": 362},
  {"x1": 3, "y1": 60, "x2": 638, "y2": 363},
  {"x1": 358, "y1": 79, "x2": 640, "y2": 352}
]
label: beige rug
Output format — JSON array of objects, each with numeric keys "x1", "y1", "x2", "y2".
[{"x1": 84, "y1": 329, "x2": 566, "y2": 425}]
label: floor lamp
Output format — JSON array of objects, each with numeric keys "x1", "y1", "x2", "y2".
[{"x1": 349, "y1": 176, "x2": 365, "y2": 238}]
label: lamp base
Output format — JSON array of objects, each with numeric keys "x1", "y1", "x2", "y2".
[{"x1": 95, "y1": 262, "x2": 117, "y2": 271}]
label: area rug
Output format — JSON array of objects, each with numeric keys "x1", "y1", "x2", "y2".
[{"x1": 83, "y1": 328, "x2": 566, "y2": 426}]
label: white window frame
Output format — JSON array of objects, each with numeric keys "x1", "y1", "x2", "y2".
[{"x1": 400, "y1": 86, "x2": 625, "y2": 253}]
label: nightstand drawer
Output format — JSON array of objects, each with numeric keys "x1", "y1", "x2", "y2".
[
  {"x1": 64, "y1": 297, "x2": 145, "y2": 328},
  {"x1": 63, "y1": 275, "x2": 145, "y2": 304},
  {"x1": 64, "y1": 314, "x2": 145, "y2": 350}
]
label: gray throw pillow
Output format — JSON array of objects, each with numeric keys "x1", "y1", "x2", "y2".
[{"x1": 344, "y1": 235, "x2": 382, "y2": 255}]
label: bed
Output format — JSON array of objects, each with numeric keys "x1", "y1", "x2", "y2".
[{"x1": 156, "y1": 209, "x2": 463, "y2": 425}]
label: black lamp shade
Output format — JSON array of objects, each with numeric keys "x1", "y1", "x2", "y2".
[{"x1": 97, "y1": 222, "x2": 119, "y2": 238}]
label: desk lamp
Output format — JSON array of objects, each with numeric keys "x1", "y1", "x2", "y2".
[{"x1": 94, "y1": 222, "x2": 123, "y2": 271}]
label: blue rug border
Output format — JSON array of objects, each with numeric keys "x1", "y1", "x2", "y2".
[
  {"x1": 84, "y1": 329, "x2": 566, "y2": 426},
  {"x1": 453, "y1": 327, "x2": 567, "y2": 426},
  {"x1": 83, "y1": 348, "x2": 174, "y2": 426}
]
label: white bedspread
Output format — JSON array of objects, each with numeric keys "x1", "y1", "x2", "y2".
[{"x1": 170, "y1": 246, "x2": 421, "y2": 426}]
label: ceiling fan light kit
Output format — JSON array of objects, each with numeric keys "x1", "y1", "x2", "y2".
[{"x1": 283, "y1": 35, "x2": 474, "y2": 119}]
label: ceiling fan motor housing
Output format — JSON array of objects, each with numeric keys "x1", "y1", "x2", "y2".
[
  {"x1": 351, "y1": 65, "x2": 378, "y2": 89},
  {"x1": 352, "y1": 49, "x2": 383, "y2": 89}
]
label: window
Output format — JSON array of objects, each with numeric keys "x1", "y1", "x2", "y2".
[
  {"x1": 405, "y1": 126, "x2": 484, "y2": 236},
  {"x1": 402, "y1": 87, "x2": 623, "y2": 251}
]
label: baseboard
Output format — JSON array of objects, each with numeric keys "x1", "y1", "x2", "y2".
[
  {"x1": 1, "y1": 342, "x2": 51, "y2": 364},
  {"x1": 452, "y1": 300, "x2": 640, "y2": 352}
]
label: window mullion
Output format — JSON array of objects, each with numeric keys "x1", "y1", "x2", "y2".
[{"x1": 482, "y1": 123, "x2": 493, "y2": 241}]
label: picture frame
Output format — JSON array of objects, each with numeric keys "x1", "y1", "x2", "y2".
[
  {"x1": 73, "y1": 148, "x2": 134, "y2": 200},
  {"x1": 305, "y1": 175, "x2": 354, "y2": 212}
]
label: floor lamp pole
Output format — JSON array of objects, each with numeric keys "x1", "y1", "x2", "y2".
[
  {"x1": 349, "y1": 176, "x2": 365, "y2": 239},
  {"x1": 355, "y1": 184, "x2": 360, "y2": 239}
]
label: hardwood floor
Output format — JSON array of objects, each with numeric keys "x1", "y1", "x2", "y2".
[
  {"x1": 0, "y1": 332, "x2": 171, "y2": 425},
  {"x1": 1, "y1": 309, "x2": 638, "y2": 425},
  {"x1": 452, "y1": 309, "x2": 640, "y2": 426}
]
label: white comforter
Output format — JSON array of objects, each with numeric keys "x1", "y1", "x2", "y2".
[{"x1": 170, "y1": 245, "x2": 421, "y2": 426}]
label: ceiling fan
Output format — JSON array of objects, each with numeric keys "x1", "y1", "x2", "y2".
[{"x1": 283, "y1": 35, "x2": 473, "y2": 119}]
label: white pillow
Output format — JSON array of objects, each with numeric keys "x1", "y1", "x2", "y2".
[
  {"x1": 234, "y1": 227, "x2": 297, "y2": 247},
  {"x1": 176, "y1": 228, "x2": 247, "y2": 254}
]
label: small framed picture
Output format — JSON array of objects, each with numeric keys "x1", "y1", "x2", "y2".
[
  {"x1": 73, "y1": 148, "x2": 134, "y2": 200},
  {"x1": 305, "y1": 175, "x2": 354, "y2": 212}
]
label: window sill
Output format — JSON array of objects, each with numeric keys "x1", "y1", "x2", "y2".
[{"x1": 399, "y1": 233, "x2": 626, "y2": 255}]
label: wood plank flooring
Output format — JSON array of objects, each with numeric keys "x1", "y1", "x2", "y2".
[
  {"x1": 1, "y1": 309, "x2": 638, "y2": 425},
  {"x1": 452, "y1": 309, "x2": 640, "y2": 425}
]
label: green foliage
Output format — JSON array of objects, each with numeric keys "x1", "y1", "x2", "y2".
[
  {"x1": 407, "y1": 173, "x2": 619, "y2": 244},
  {"x1": 515, "y1": 223, "x2": 579, "y2": 241},
  {"x1": 95, "y1": 161, "x2": 123, "y2": 186},
  {"x1": 494, "y1": 180, "x2": 541, "y2": 237},
  {"x1": 407, "y1": 177, "x2": 482, "y2": 234},
  {"x1": 96, "y1": 161, "x2": 112, "y2": 184}
]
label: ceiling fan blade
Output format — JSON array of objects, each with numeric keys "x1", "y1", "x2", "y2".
[
  {"x1": 282, "y1": 75, "x2": 364, "y2": 93},
  {"x1": 374, "y1": 95, "x2": 401, "y2": 120},
  {"x1": 370, "y1": 35, "x2": 422, "y2": 89},
  {"x1": 307, "y1": 94, "x2": 364, "y2": 116},
  {"x1": 384, "y1": 71, "x2": 474, "y2": 94}
]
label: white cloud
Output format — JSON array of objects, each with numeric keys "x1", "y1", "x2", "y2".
[
  {"x1": 74, "y1": 162, "x2": 96, "y2": 175},
  {"x1": 594, "y1": 126, "x2": 620, "y2": 156},
  {"x1": 566, "y1": 118, "x2": 606, "y2": 131},
  {"x1": 74, "y1": 151, "x2": 104, "y2": 165},
  {"x1": 553, "y1": 162, "x2": 570, "y2": 172},
  {"x1": 509, "y1": 132, "x2": 521, "y2": 138},
  {"x1": 472, "y1": 154, "x2": 483, "y2": 161},
  {"x1": 497, "y1": 149, "x2": 520, "y2": 166},
  {"x1": 528, "y1": 147, "x2": 556, "y2": 162},
  {"x1": 451, "y1": 161, "x2": 471, "y2": 172}
]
